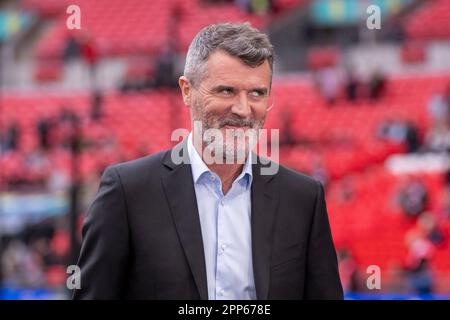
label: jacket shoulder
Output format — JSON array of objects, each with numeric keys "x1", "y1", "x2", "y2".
[
  {"x1": 104, "y1": 149, "x2": 171, "y2": 182},
  {"x1": 257, "y1": 155, "x2": 321, "y2": 191},
  {"x1": 265, "y1": 160, "x2": 322, "y2": 200},
  {"x1": 278, "y1": 164, "x2": 320, "y2": 188}
]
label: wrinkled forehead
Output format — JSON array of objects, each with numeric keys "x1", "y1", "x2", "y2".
[{"x1": 201, "y1": 50, "x2": 272, "y2": 89}]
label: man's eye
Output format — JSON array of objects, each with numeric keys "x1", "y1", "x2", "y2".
[
  {"x1": 221, "y1": 88, "x2": 233, "y2": 95},
  {"x1": 250, "y1": 90, "x2": 264, "y2": 97}
]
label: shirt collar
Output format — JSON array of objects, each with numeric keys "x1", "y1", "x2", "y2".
[{"x1": 187, "y1": 132, "x2": 253, "y2": 189}]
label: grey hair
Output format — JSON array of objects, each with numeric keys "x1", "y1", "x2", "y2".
[{"x1": 184, "y1": 22, "x2": 274, "y2": 88}]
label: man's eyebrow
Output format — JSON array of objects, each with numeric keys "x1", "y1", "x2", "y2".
[
  {"x1": 251, "y1": 87, "x2": 268, "y2": 94},
  {"x1": 211, "y1": 85, "x2": 269, "y2": 94},
  {"x1": 212, "y1": 85, "x2": 235, "y2": 91}
]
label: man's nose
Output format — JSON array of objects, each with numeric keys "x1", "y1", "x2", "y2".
[{"x1": 231, "y1": 91, "x2": 252, "y2": 118}]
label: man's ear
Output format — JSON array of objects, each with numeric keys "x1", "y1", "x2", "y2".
[{"x1": 178, "y1": 76, "x2": 191, "y2": 107}]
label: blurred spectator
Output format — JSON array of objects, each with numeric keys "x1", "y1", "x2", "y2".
[
  {"x1": 62, "y1": 34, "x2": 80, "y2": 63},
  {"x1": 377, "y1": 119, "x2": 420, "y2": 153},
  {"x1": 59, "y1": 107, "x2": 75, "y2": 124},
  {"x1": 58, "y1": 108, "x2": 81, "y2": 150},
  {"x1": 119, "y1": 74, "x2": 145, "y2": 93},
  {"x1": 404, "y1": 230, "x2": 435, "y2": 295},
  {"x1": 344, "y1": 70, "x2": 359, "y2": 103},
  {"x1": 315, "y1": 67, "x2": 341, "y2": 105},
  {"x1": 388, "y1": 265, "x2": 410, "y2": 294},
  {"x1": 24, "y1": 149, "x2": 51, "y2": 183},
  {"x1": 3, "y1": 121, "x2": 20, "y2": 152},
  {"x1": 405, "y1": 121, "x2": 420, "y2": 153},
  {"x1": 119, "y1": 56, "x2": 156, "y2": 93},
  {"x1": 47, "y1": 168, "x2": 70, "y2": 193},
  {"x1": 0, "y1": 219, "x2": 72, "y2": 290},
  {"x1": 444, "y1": 168, "x2": 450, "y2": 189},
  {"x1": 368, "y1": 70, "x2": 386, "y2": 101},
  {"x1": 90, "y1": 90, "x2": 104, "y2": 122},
  {"x1": 37, "y1": 118, "x2": 53, "y2": 150},
  {"x1": 376, "y1": 119, "x2": 408, "y2": 144},
  {"x1": 1, "y1": 240, "x2": 45, "y2": 287},
  {"x1": 397, "y1": 176, "x2": 428, "y2": 218},
  {"x1": 428, "y1": 92, "x2": 449, "y2": 126},
  {"x1": 31, "y1": 238, "x2": 54, "y2": 268},
  {"x1": 153, "y1": 45, "x2": 177, "y2": 89},
  {"x1": 417, "y1": 212, "x2": 446, "y2": 246},
  {"x1": 423, "y1": 121, "x2": 450, "y2": 153},
  {"x1": 80, "y1": 34, "x2": 99, "y2": 90}
]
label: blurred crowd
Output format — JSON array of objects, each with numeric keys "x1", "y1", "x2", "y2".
[
  {"x1": 0, "y1": 218, "x2": 74, "y2": 291},
  {"x1": 315, "y1": 67, "x2": 387, "y2": 106},
  {"x1": 2, "y1": 0, "x2": 450, "y2": 299}
]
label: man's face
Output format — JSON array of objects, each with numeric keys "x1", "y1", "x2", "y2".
[{"x1": 182, "y1": 50, "x2": 272, "y2": 162}]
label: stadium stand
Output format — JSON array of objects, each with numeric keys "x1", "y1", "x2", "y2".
[
  {"x1": 404, "y1": 0, "x2": 450, "y2": 40},
  {"x1": 1, "y1": 0, "x2": 450, "y2": 299}
]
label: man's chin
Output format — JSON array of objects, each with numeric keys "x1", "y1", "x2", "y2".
[
  {"x1": 223, "y1": 146, "x2": 249, "y2": 164},
  {"x1": 203, "y1": 144, "x2": 249, "y2": 165}
]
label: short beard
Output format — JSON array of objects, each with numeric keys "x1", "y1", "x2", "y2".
[{"x1": 192, "y1": 102, "x2": 264, "y2": 164}]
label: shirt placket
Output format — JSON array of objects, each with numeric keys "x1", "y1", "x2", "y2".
[{"x1": 210, "y1": 174, "x2": 227, "y2": 300}]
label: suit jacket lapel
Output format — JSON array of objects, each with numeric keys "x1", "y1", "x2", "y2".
[
  {"x1": 161, "y1": 140, "x2": 209, "y2": 300},
  {"x1": 251, "y1": 157, "x2": 279, "y2": 300}
]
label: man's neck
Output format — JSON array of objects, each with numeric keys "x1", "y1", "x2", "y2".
[{"x1": 193, "y1": 142, "x2": 245, "y2": 195}]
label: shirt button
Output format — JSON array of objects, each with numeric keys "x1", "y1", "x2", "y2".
[
  {"x1": 221, "y1": 244, "x2": 226, "y2": 251},
  {"x1": 218, "y1": 289, "x2": 224, "y2": 296},
  {"x1": 220, "y1": 200, "x2": 224, "y2": 206},
  {"x1": 209, "y1": 175, "x2": 215, "y2": 181}
]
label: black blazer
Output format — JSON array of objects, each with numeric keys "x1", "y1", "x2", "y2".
[{"x1": 73, "y1": 140, "x2": 343, "y2": 300}]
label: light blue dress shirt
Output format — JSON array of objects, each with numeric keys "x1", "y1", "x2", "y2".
[{"x1": 187, "y1": 132, "x2": 257, "y2": 300}]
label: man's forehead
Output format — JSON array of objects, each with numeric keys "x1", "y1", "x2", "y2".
[
  {"x1": 203, "y1": 50, "x2": 271, "y2": 87},
  {"x1": 206, "y1": 50, "x2": 270, "y2": 71},
  {"x1": 206, "y1": 75, "x2": 269, "y2": 90}
]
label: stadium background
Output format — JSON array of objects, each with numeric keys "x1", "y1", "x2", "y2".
[{"x1": 1, "y1": 0, "x2": 450, "y2": 299}]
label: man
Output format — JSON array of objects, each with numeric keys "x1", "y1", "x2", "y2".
[{"x1": 73, "y1": 23, "x2": 343, "y2": 300}]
